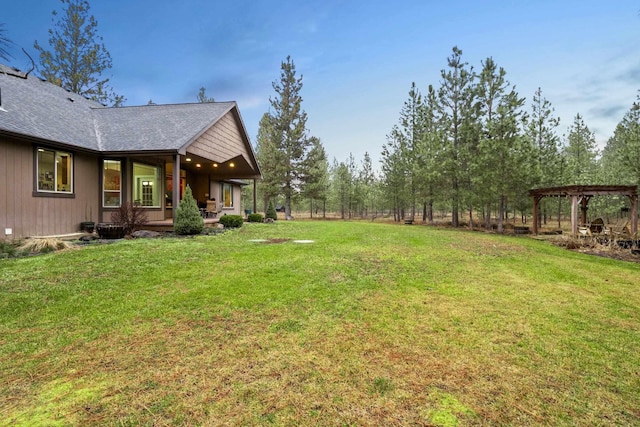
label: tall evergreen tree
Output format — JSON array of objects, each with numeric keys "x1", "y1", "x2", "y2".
[
  {"x1": 603, "y1": 95, "x2": 640, "y2": 185},
  {"x1": 528, "y1": 87, "x2": 561, "y2": 227},
  {"x1": 34, "y1": 0, "x2": 124, "y2": 106},
  {"x1": 438, "y1": 47, "x2": 477, "y2": 227},
  {"x1": 475, "y1": 57, "x2": 526, "y2": 232},
  {"x1": 266, "y1": 56, "x2": 312, "y2": 219},
  {"x1": 358, "y1": 152, "x2": 377, "y2": 218},
  {"x1": 563, "y1": 113, "x2": 598, "y2": 184},
  {"x1": 300, "y1": 137, "x2": 330, "y2": 218},
  {"x1": 416, "y1": 84, "x2": 444, "y2": 223},
  {"x1": 254, "y1": 113, "x2": 283, "y2": 212}
]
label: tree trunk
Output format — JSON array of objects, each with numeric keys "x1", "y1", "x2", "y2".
[{"x1": 497, "y1": 195, "x2": 505, "y2": 233}]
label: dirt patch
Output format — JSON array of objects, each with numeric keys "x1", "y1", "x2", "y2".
[{"x1": 264, "y1": 238, "x2": 291, "y2": 244}]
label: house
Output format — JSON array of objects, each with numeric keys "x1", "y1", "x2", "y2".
[{"x1": 0, "y1": 64, "x2": 261, "y2": 240}]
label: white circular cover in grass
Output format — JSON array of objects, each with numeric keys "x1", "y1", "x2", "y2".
[
  {"x1": 248, "y1": 239, "x2": 267, "y2": 243},
  {"x1": 293, "y1": 240, "x2": 314, "y2": 244}
]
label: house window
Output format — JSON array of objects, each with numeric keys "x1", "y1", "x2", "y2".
[
  {"x1": 133, "y1": 162, "x2": 161, "y2": 207},
  {"x1": 37, "y1": 148, "x2": 73, "y2": 193},
  {"x1": 222, "y1": 182, "x2": 233, "y2": 208},
  {"x1": 103, "y1": 160, "x2": 121, "y2": 207}
]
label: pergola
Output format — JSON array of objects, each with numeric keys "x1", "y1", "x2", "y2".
[{"x1": 528, "y1": 185, "x2": 638, "y2": 236}]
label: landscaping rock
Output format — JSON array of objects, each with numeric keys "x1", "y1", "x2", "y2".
[{"x1": 131, "y1": 230, "x2": 161, "y2": 239}]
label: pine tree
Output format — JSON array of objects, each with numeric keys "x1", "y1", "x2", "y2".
[
  {"x1": 255, "y1": 113, "x2": 284, "y2": 212},
  {"x1": 475, "y1": 57, "x2": 526, "y2": 232},
  {"x1": 527, "y1": 87, "x2": 561, "y2": 227},
  {"x1": 300, "y1": 137, "x2": 330, "y2": 218},
  {"x1": 603, "y1": 96, "x2": 640, "y2": 185},
  {"x1": 34, "y1": 0, "x2": 124, "y2": 106},
  {"x1": 197, "y1": 87, "x2": 215, "y2": 103},
  {"x1": 438, "y1": 47, "x2": 478, "y2": 227},
  {"x1": 563, "y1": 114, "x2": 598, "y2": 184},
  {"x1": 267, "y1": 56, "x2": 312, "y2": 219},
  {"x1": 174, "y1": 185, "x2": 204, "y2": 235}
]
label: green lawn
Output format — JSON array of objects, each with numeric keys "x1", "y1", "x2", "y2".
[{"x1": 1, "y1": 221, "x2": 639, "y2": 426}]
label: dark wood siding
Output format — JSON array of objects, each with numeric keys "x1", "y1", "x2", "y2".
[{"x1": 1, "y1": 136, "x2": 100, "y2": 239}]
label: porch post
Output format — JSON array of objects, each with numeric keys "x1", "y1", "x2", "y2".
[
  {"x1": 172, "y1": 154, "x2": 180, "y2": 223},
  {"x1": 253, "y1": 179, "x2": 258, "y2": 214}
]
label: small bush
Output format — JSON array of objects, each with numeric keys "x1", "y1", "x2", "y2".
[
  {"x1": 219, "y1": 214, "x2": 244, "y2": 228},
  {"x1": 174, "y1": 185, "x2": 205, "y2": 235},
  {"x1": 265, "y1": 201, "x2": 278, "y2": 221},
  {"x1": 111, "y1": 202, "x2": 148, "y2": 235},
  {"x1": 247, "y1": 213, "x2": 264, "y2": 223},
  {"x1": 0, "y1": 240, "x2": 20, "y2": 259}
]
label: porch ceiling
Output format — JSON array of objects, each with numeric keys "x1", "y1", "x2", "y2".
[{"x1": 182, "y1": 152, "x2": 259, "y2": 179}]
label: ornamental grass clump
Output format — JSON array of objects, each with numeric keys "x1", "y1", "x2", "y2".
[
  {"x1": 18, "y1": 237, "x2": 73, "y2": 254},
  {"x1": 174, "y1": 185, "x2": 204, "y2": 235}
]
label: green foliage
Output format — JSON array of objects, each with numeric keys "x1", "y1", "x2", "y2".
[
  {"x1": 34, "y1": 0, "x2": 124, "y2": 106},
  {"x1": 247, "y1": 213, "x2": 264, "y2": 223},
  {"x1": 197, "y1": 87, "x2": 214, "y2": 103},
  {"x1": 174, "y1": 185, "x2": 204, "y2": 235},
  {"x1": 261, "y1": 56, "x2": 318, "y2": 217},
  {"x1": 219, "y1": 214, "x2": 243, "y2": 228},
  {"x1": 0, "y1": 240, "x2": 20, "y2": 259},
  {"x1": 265, "y1": 201, "x2": 278, "y2": 220}
]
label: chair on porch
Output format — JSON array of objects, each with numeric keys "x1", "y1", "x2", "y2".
[{"x1": 205, "y1": 199, "x2": 218, "y2": 218}]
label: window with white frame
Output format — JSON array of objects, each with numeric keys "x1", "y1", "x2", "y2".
[
  {"x1": 133, "y1": 162, "x2": 161, "y2": 207},
  {"x1": 37, "y1": 148, "x2": 73, "y2": 193},
  {"x1": 103, "y1": 160, "x2": 121, "y2": 207}
]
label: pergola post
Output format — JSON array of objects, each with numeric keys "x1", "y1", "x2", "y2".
[
  {"x1": 570, "y1": 195, "x2": 578, "y2": 236},
  {"x1": 532, "y1": 195, "x2": 540, "y2": 235},
  {"x1": 631, "y1": 194, "x2": 638, "y2": 236}
]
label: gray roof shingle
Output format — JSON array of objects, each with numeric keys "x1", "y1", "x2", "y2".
[{"x1": 0, "y1": 64, "x2": 238, "y2": 153}]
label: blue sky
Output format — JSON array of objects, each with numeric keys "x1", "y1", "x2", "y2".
[{"x1": 3, "y1": 1, "x2": 640, "y2": 166}]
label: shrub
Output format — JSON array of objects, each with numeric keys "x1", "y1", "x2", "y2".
[
  {"x1": 111, "y1": 202, "x2": 149, "y2": 235},
  {"x1": 265, "y1": 201, "x2": 278, "y2": 221},
  {"x1": 219, "y1": 214, "x2": 244, "y2": 228},
  {"x1": 174, "y1": 185, "x2": 205, "y2": 235},
  {"x1": 247, "y1": 213, "x2": 264, "y2": 223},
  {"x1": 0, "y1": 240, "x2": 20, "y2": 259}
]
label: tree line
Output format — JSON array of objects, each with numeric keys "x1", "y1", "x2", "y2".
[{"x1": 254, "y1": 47, "x2": 640, "y2": 228}]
